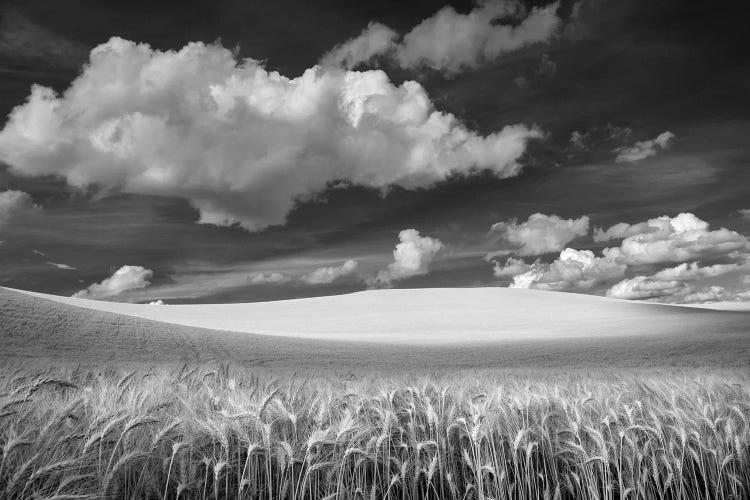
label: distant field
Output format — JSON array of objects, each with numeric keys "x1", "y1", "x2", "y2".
[
  {"x1": 0, "y1": 365, "x2": 748, "y2": 499},
  {"x1": 2, "y1": 287, "x2": 750, "y2": 369}
]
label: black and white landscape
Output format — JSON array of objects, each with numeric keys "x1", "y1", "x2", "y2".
[{"x1": 1, "y1": 1, "x2": 750, "y2": 498}]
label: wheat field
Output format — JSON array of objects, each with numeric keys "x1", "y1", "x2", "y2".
[{"x1": 0, "y1": 365, "x2": 748, "y2": 499}]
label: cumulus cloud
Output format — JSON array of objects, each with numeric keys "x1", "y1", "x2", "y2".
[
  {"x1": 492, "y1": 256, "x2": 531, "y2": 278},
  {"x1": 46, "y1": 261, "x2": 77, "y2": 270},
  {"x1": 680, "y1": 286, "x2": 731, "y2": 304},
  {"x1": 651, "y1": 261, "x2": 750, "y2": 282},
  {"x1": 614, "y1": 131, "x2": 675, "y2": 163},
  {"x1": 0, "y1": 38, "x2": 542, "y2": 231},
  {"x1": 73, "y1": 265, "x2": 153, "y2": 299},
  {"x1": 605, "y1": 251, "x2": 750, "y2": 303},
  {"x1": 0, "y1": 190, "x2": 41, "y2": 227},
  {"x1": 490, "y1": 213, "x2": 589, "y2": 256},
  {"x1": 148, "y1": 299, "x2": 165, "y2": 305},
  {"x1": 373, "y1": 229, "x2": 444, "y2": 286},
  {"x1": 321, "y1": 1, "x2": 561, "y2": 74},
  {"x1": 300, "y1": 259, "x2": 358, "y2": 285},
  {"x1": 606, "y1": 276, "x2": 687, "y2": 300},
  {"x1": 739, "y1": 209, "x2": 750, "y2": 220},
  {"x1": 607, "y1": 277, "x2": 739, "y2": 304},
  {"x1": 248, "y1": 272, "x2": 289, "y2": 285},
  {"x1": 509, "y1": 247, "x2": 626, "y2": 291},
  {"x1": 598, "y1": 213, "x2": 749, "y2": 265}
]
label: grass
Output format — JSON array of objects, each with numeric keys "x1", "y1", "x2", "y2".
[{"x1": 0, "y1": 364, "x2": 748, "y2": 499}]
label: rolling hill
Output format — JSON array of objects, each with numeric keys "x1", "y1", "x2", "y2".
[{"x1": 1, "y1": 286, "x2": 749, "y2": 368}]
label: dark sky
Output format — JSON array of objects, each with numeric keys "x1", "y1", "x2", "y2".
[{"x1": 1, "y1": 0, "x2": 749, "y2": 303}]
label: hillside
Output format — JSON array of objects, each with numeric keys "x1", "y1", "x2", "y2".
[{"x1": 2, "y1": 286, "x2": 749, "y2": 368}]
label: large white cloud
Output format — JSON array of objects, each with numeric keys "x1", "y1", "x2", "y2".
[
  {"x1": 599, "y1": 213, "x2": 749, "y2": 266},
  {"x1": 300, "y1": 259, "x2": 358, "y2": 285},
  {"x1": 509, "y1": 247, "x2": 626, "y2": 291},
  {"x1": 0, "y1": 190, "x2": 41, "y2": 227},
  {"x1": 490, "y1": 213, "x2": 589, "y2": 256},
  {"x1": 0, "y1": 38, "x2": 542, "y2": 232},
  {"x1": 614, "y1": 131, "x2": 675, "y2": 163},
  {"x1": 373, "y1": 229, "x2": 444, "y2": 286},
  {"x1": 322, "y1": 1, "x2": 561, "y2": 74},
  {"x1": 73, "y1": 265, "x2": 153, "y2": 299}
]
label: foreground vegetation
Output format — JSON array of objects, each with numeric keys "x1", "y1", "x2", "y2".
[{"x1": 0, "y1": 365, "x2": 748, "y2": 499}]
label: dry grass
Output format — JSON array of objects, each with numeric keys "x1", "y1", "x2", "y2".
[{"x1": 0, "y1": 365, "x2": 748, "y2": 499}]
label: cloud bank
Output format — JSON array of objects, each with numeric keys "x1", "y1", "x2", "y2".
[
  {"x1": 0, "y1": 38, "x2": 542, "y2": 232},
  {"x1": 490, "y1": 213, "x2": 589, "y2": 256},
  {"x1": 598, "y1": 213, "x2": 749, "y2": 265},
  {"x1": 614, "y1": 131, "x2": 675, "y2": 163},
  {"x1": 322, "y1": 1, "x2": 561, "y2": 74},
  {"x1": 500, "y1": 212, "x2": 750, "y2": 301},
  {"x1": 374, "y1": 229, "x2": 444, "y2": 286},
  {"x1": 73, "y1": 265, "x2": 153, "y2": 299}
]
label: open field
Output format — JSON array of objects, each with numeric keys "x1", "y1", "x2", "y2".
[
  {"x1": 2, "y1": 286, "x2": 750, "y2": 368},
  {"x1": 0, "y1": 365, "x2": 749, "y2": 499},
  {"x1": 2, "y1": 287, "x2": 750, "y2": 497}
]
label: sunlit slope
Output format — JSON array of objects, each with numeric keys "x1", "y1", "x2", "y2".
[
  {"x1": 7, "y1": 286, "x2": 750, "y2": 343},
  {"x1": 2, "y1": 286, "x2": 749, "y2": 367}
]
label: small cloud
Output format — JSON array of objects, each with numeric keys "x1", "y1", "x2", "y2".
[
  {"x1": 738, "y1": 208, "x2": 750, "y2": 220},
  {"x1": 73, "y1": 265, "x2": 153, "y2": 299},
  {"x1": 300, "y1": 259, "x2": 358, "y2": 285},
  {"x1": 651, "y1": 261, "x2": 750, "y2": 282},
  {"x1": 614, "y1": 131, "x2": 675, "y2": 163},
  {"x1": 606, "y1": 275, "x2": 687, "y2": 300},
  {"x1": 32, "y1": 249, "x2": 46, "y2": 256},
  {"x1": 248, "y1": 272, "x2": 289, "y2": 285},
  {"x1": 372, "y1": 229, "x2": 444, "y2": 286},
  {"x1": 46, "y1": 261, "x2": 77, "y2": 270},
  {"x1": 490, "y1": 213, "x2": 590, "y2": 256},
  {"x1": 568, "y1": 124, "x2": 631, "y2": 154},
  {"x1": 492, "y1": 257, "x2": 531, "y2": 278},
  {"x1": 147, "y1": 299, "x2": 165, "y2": 305}
]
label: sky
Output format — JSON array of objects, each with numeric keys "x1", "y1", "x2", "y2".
[{"x1": 0, "y1": 0, "x2": 749, "y2": 304}]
